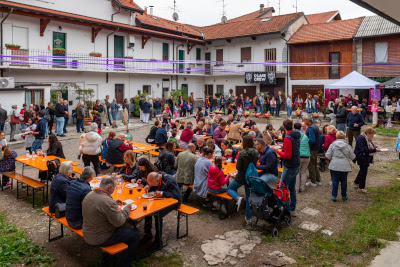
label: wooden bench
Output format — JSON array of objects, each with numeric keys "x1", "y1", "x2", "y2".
[
  {"x1": 73, "y1": 166, "x2": 83, "y2": 175},
  {"x1": 98, "y1": 157, "x2": 124, "y2": 170},
  {"x1": 187, "y1": 185, "x2": 233, "y2": 220},
  {"x1": 42, "y1": 207, "x2": 128, "y2": 258},
  {"x1": 176, "y1": 204, "x2": 199, "y2": 239},
  {"x1": 147, "y1": 151, "x2": 159, "y2": 157},
  {"x1": 2, "y1": 173, "x2": 46, "y2": 207}
]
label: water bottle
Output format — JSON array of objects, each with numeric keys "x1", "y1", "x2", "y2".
[{"x1": 26, "y1": 150, "x2": 30, "y2": 159}]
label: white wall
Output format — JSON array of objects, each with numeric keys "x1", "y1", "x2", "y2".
[{"x1": 0, "y1": 90, "x2": 25, "y2": 114}]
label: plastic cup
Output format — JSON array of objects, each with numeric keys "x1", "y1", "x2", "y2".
[
  {"x1": 129, "y1": 188, "x2": 133, "y2": 194},
  {"x1": 143, "y1": 202, "x2": 148, "y2": 211}
]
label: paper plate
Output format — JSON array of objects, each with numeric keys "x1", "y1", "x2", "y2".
[
  {"x1": 125, "y1": 183, "x2": 139, "y2": 189},
  {"x1": 380, "y1": 148, "x2": 389, "y2": 152}
]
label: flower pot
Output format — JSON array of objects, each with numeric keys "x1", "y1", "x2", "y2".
[
  {"x1": 6, "y1": 46, "x2": 20, "y2": 50},
  {"x1": 54, "y1": 51, "x2": 65, "y2": 55},
  {"x1": 90, "y1": 53, "x2": 102, "y2": 57}
]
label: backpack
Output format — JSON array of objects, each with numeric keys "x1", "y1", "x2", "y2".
[
  {"x1": 98, "y1": 104, "x2": 104, "y2": 113},
  {"x1": 0, "y1": 151, "x2": 17, "y2": 172},
  {"x1": 45, "y1": 158, "x2": 61, "y2": 181}
]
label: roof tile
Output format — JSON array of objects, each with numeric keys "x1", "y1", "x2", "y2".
[
  {"x1": 201, "y1": 12, "x2": 303, "y2": 40},
  {"x1": 306, "y1": 11, "x2": 340, "y2": 24},
  {"x1": 355, "y1": 15, "x2": 400, "y2": 38},
  {"x1": 288, "y1": 18, "x2": 363, "y2": 44}
]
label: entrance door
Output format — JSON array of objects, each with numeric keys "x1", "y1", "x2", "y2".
[
  {"x1": 204, "y1": 85, "x2": 213, "y2": 101},
  {"x1": 114, "y1": 35, "x2": 124, "y2": 69},
  {"x1": 235, "y1": 86, "x2": 256, "y2": 101},
  {"x1": 205, "y1": 52, "x2": 211, "y2": 74},
  {"x1": 53, "y1": 32, "x2": 66, "y2": 66},
  {"x1": 181, "y1": 84, "x2": 188, "y2": 95},
  {"x1": 178, "y1": 50, "x2": 184, "y2": 73}
]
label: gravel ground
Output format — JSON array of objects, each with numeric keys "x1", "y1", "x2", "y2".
[{"x1": 0, "y1": 115, "x2": 398, "y2": 266}]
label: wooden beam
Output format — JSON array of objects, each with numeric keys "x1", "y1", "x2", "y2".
[
  {"x1": 142, "y1": 36, "x2": 151, "y2": 49},
  {"x1": 40, "y1": 18, "x2": 50, "y2": 37},
  {"x1": 92, "y1": 28, "x2": 101, "y2": 43},
  {"x1": 187, "y1": 43, "x2": 196, "y2": 55}
]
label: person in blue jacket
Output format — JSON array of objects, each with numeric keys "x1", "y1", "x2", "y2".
[
  {"x1": 142, "y1": 101, "x2": 152, "y2": 124},
  {"x1": 155, "y1": 123, "x2": 168, "y2": 147}
]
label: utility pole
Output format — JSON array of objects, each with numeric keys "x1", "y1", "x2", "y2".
[
  {"x1": 296, "y1": 0, "x2": 298, "y2": 12},
  {"x1": 278, "y1": 0, "x2": 281, "y2": 15}
]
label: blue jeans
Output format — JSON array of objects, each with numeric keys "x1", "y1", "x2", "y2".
[
  {"x1": 0, "y1": 123, "x2": 4, "y2": 131},
  {"x1": 76, "y1": 119, "x2": 84, "y2": 132},
  {"x1": 287, "y1": 107, "x2": 292, "y2": 118},
  {"x1": 111, "y1": 110, "x2": 118, "y2": 121},
  {"x1": 155, "y1": 109, "x2": 161, "y2": 120},
  {"x1": 337, "y1": 123, "x2": 346, "y2": 133},
  {"x1": 258, "y1": 173, "x2": 277, "y2": 185},
  {"x1": 256, "y1": 106, "x2": 260, "y2": 113},
  {"x1": 208, "y1": 187, "x2": 228, "y2": 194},
  {"x1": 107, "y1": 108, "x2": 112, "y2": 125},
  {"x1": 227, "y1": 180, "x2": 251, "y2": 219},
  {"x1": 55, "y1": 117, "x2": 64, "y2": 136},
  {"x1": 63, "y1": 117, "x2": 69, "y2": 133},
  {"x1": 20, "y1": 123, "x2": 26, "y2": 130},
  {"x1": 95, "y1": 226, "x2": 140, "y2": 267},
  {"x1": 31, "y1": 139, "x2": 44, "y2": 153},
  {"x1": 276, "y1": 104, "x2": 281, "y2": 116},
  {"x1": 45, "y1": 122, "x2": 48, "y2": 137},
  {"x1": 260, "y1": 104, "x2": 264, "y2": 114},
  {"x1": 331, "y1": 170, "x2": 348, "y2": 198},
  {"x1": 270, "y1": 107, "x2": 275, "y2": 115},
  {"x1": 281, "y1": 166, "x2": 299, "y2": 211}
]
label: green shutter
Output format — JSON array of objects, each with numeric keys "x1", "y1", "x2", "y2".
[
  {"x1": 114, "y1": 36, "x2": 124, "y2": 58},
  {"x1": 196, "y1": 48, "x2": 201, "y2": 60},
  {"x1": 163, "y1": 43, "x2": 169, "y2": 60}
]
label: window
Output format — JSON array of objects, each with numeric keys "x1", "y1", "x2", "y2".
[
  {"x1": 12, "y1": 26, "x2": 29, "y2": 49},
  {"x1": 265, "y1": 48, "x2": 276, "y2": 71},
  {"x1": 329, "y1": 52, "x2": 340, "y2": 79},
  {"x1": 25, "y1": 89, "x2": 44, "y2": 106},
  {"x1": 162, "y1": 43, "x2": 169, "y2": 60},
  {"x1": 241, "y1": 47, "x2": 251, "y2": 63},
  {"x1": 196, "y1": 48, "x2": 201, "y2": 61},
  {"x1": 216, "y1": 49, "x2": 223, "y2": 66},
  {"x1": 115, "y1": 84, "x2": 124, "y2": 104},
  {"x1": 375, "y1": 42, "x2": 388, "y2": 63},
  {"x1": 143, "y1": 85, "x2": 151, "y2": 95},
  {"x1": 217, "y1": 85, "x2": 224, "y2": 95}
]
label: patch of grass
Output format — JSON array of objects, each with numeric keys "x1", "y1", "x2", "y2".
[
  {"x1": 146, "y1": 253, "x2": 183, "y2": 267},
  {"x1": 376, "y1": 128, "x2": 399, "y2": 136},
  {"x1": 0, "y1": 213, "x2": 54, "y2": 266}
]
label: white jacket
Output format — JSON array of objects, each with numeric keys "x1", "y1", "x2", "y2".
[
  {"x1": 326, "y1": 139, "x2": 356, "y2": 172},
  {"x1": 79, "y1": 132, "x2": 102, "y2": 155}
]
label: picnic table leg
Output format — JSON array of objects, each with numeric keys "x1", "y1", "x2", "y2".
[
  {"x1": 156, "y1": 212, "x2": 163, "y2": 249},
  {"x1": 1, "y1": 174, "x2": 3, "y2": 191},
  {"x1": 46, "y1": 170, "x2": 49, "y2": 202},
  {"x1": 42, "y1": 187, "x2": 45, "y2": 205},
  {"x1": 16, "y1": 180, "x2": 19, "y2": 200},
  {"x1": 32, "y1": 188, "x2": 35, "y2": 208}
]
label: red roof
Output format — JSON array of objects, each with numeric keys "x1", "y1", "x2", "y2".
[
  {"x1": 118, "y1": 0, "x2": 143, "y2": 11},
  {"x1": 0, "y1": 1, "x2": 204, "y2": 44},
  {"x1": 201, "y1": 12, "x2": 303, "y2": 40},
  {"x1": 136, "y1": 13, "x2": 203, "y2": 38},
  {"x1": 306, "y1": 11, "x2": 340, "y2": 24},
  {"x1": 226, "y1": 7, "x2": 275, "y2": 23},
  {"x1": 118, "y1": 0, "x2": 143, "y2": 12},
  {"x1": 287, "y1": 18, "x2": 363, "y2": 44}
]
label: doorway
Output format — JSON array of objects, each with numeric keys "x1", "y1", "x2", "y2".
[
  {"x1": 178, "y1": 50, "x2": 184, "y2": 73},
  {"x1": 204, "y1": 85, "x2": 213, "y2": 101},
  {"x1": 205, "y1": 52, "x2": 211, "y2": 74},
  {"x1": 114, "y1": 35, "x2": 125, "y2": 69},
  {"x1": 53, "y1": 32, "x2": 66, "y2": 66}
]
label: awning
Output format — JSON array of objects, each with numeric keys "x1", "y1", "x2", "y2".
[
  {"x1": 325, "y1": 71, "x2": 379, "y2": 89},
  {"x1": 377, "y1": 75, "x2": 400, "y2": 89},
  {"x1": 350, "y1": 0, "x2": 400, "y2": 26}
]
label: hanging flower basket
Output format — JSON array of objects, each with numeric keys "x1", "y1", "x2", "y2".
[
  {"x1": 5, "y1": 44, "x2": 20, "y2": 50},
  {"x1": 90, "y1": 52, "x2": 102, "y2": 57},
  {"x1": 53, "y1": 48, "x2": 65, "y2": 55}
]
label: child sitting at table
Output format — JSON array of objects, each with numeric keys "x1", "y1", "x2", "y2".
[
  {"x1": 23, "y1": 118, "x2": 36, "y2": 153},
  {"x1": 235, "y1": 146, "x2": 243, "y2": 161},
  {"x1": 224, "y1": 149, "x2": 234, "y2": 163},
  {"x1": 168, "y1": 130, "x2": 180, "y2": 148},
  {"x1": 208, "y1": 157, "x2": 229, "y2": 212}
]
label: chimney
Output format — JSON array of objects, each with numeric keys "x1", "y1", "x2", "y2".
[
  {"x1": 149, "y1": 5, "x2": 154, "y2": 16},
  {"x1": 260, "y1": 4, "x2": 265, "y2": 13},
  {"x1": 144, "y1": 7, "x2": 147, "y2": 15}
]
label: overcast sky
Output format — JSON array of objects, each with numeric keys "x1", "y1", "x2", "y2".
[{"x1": 138, "y1": 0, "x2": 374, "y2": 26}]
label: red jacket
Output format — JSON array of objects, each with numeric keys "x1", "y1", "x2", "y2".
[
  {"x1": 207, "y1": 166, "x2": 229, "y2": 190},
  {"x1": 180, "y1": 128, "x2": 194, "y2": 144},
  {"x1": 323, "y1": 131, "x2": 337, "y2": 152},
  {"x1": 19, "y1": 109, "x2": 25, "y2": 123}
]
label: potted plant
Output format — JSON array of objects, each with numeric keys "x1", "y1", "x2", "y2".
[
  {"x1": 124, "y1": 56, "x2": 133, "y2": 59},
  {"x1": 89, "y1": 52, "x2": 102, "y2": 57},
  {"x1": 53, "y1": 48, "x2": 65, "y2": 55},
  {"x1": 5, "y1": 44, "x2": 21, "y2": 50}
]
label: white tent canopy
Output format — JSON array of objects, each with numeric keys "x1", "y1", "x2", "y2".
[{"x1": 325, "y1": 71, "x2": 380, "y2": 89}]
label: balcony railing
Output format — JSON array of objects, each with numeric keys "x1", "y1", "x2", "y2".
[{"x1": 1, "y1": 48, "x2": 286, "y2": 75}]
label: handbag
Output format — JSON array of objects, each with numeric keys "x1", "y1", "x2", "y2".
[
  {"x1": 10, "y1": 115, "x2": 20, "y2": 125},
  {"x1": 55, "y1": 203, "x2": 66, "y2": 218}
]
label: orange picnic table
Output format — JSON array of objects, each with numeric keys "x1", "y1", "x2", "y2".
[
  {"x1": 16, "y1": 156, "x2": 80, "y2": 201},
  {"x1": 130, "y1": 142, "x2": 158, "y2": 154}
]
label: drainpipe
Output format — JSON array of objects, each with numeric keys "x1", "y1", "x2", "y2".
[
  {"x1": 175, "y1": 42, "x2": 185, "y2": 91},
  {"x1": 280, "y1": 33, "x2": 289, "y2": 102},
  {"x1": 106, "y1": 27, "x2": 119, "y2": 83},
  {"x1": 1, "y1": 8, "x2": 14, "y2": 77}
]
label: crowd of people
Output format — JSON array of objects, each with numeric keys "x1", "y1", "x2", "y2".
[{"x1": 0, "y1": 90, "x2": 393, "y2": 266}]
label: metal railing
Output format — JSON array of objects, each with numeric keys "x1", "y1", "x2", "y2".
[{"x1": 1, "y1": 48, "x2": 286, "y2": 75}]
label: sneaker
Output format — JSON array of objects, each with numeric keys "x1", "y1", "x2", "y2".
[
  {"x1": 358, "y1": 188, "x2": 370, "y2": 194},
  {"x1": 59, "y1": 134, "x2": 66, "y2": 137},
  {"x1": 331, "y1": 196, "x2": 337, "y2": 202},
  {"x1": 3, "y1": 183, "x2": 11, "y2": 190},
  {"x1": 289, "y1": 210, "x2": 297, "y2": 217},
  {"x1": 342, "y1": 196, "x2": 348, "y2": 201},
  {"x1": 306, "y1": 182, "x2": 317, "y2": 187},
  {"x1": 236, "y1": 197, "x2": 243, "y2": 212},
  {"x1": 316, "y1": 182, "x2": 322, "y2": 186},
  {"x1": 245, "y1": 216, "x2": 252, "y2": 225}
]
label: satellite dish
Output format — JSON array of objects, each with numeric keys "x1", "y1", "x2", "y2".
[
  {"x1": 221, "y1": 15, "x2": 227, "y2": 23},
  {"x1": 172, "y1": 12, "x2": 179, "y2": 21}
]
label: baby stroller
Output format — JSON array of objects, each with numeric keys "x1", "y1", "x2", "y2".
[{"x1": 246, "y1": 176, "x2": 292, "y2": 236}]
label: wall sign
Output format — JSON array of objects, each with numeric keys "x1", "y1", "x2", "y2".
[{"x1": 245, "y1": 72, "x2": 276, "y2": 84}]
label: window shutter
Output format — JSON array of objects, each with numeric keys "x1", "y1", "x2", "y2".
[
  {"x1": 196, "y1": 48, "x2": 201, "y2": 60},
  {"x1": 216, "y1": 49, "x2": 223, "y2": 65},
  {"x1": 162, "y1": 43, "x2": 169, "y2": 60},
  {"x1": 241, "y1": 47, "x2": 251, "y2": 62}
]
